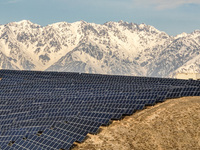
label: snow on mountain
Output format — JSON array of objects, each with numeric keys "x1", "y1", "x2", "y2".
[
  {"x1": 0, "y1": 20, "x2": 83, "y2": 70},
  {"x1": 46, "y1": 20, "x2": 172, "y2": 76},
  {"x1": 174, "y1": 55, "x2": 200, "y2": 74},
  {"x1": 0, "y1": 51, "x2": 19, "y2": 70},
  {"x1": 168, "y1": 30, "x2": 200, "y2": 77},
  {"x1": 0, "y1": 20, "x2": 200, "y2": 77},
  {"x1": 175, "y1": 32, "x2": 188, "y2": 39}
]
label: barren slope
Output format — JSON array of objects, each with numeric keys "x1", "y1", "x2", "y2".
[{"x1": 73, "y1": 97, "x2": 200, "y2": 150}]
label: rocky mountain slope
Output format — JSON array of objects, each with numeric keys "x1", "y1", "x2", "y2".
[{"x1": 0, "y1": 20, "x2": 199, "y2": 77}]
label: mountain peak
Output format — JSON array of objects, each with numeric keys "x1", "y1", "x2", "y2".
[
  {"x1": 19, "y1": 20, "x2": 30, "y2": 23},
  {"x1": 16, "y1": 20, "x2": 33, "y2": 25},
  {"x1": 175, "y1": 32, "x2": 188, "y2": 39},
  {"x1": 118, "y1": 20, "x2": 125, "y2": 23},
  {"x1": 76, "y1": 20, "x2": 88, "y2": 25},
  {"x1": 5, "y1": 20, "x2": 42, "y2": 28},
  {"x1": 191, "y1": 30, "x2": 200, "y2": 35}
]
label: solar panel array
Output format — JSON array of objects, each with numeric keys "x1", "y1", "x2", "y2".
[{"x1": 0, "y1": 69, "x2": 199, "y2": 150}]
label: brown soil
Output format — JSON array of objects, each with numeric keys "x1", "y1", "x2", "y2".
[{"x1": 73, "y1": 97, "x2": 200, "y2": 150}]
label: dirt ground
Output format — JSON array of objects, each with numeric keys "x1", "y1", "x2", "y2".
[{"x1": 73, "y1": 97, "x2": 200, "y2": 150}]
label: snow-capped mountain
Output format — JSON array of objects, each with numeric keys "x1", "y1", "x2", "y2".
[{"x1": 0, "y1": 20, "x2": 199, "y2": 77}]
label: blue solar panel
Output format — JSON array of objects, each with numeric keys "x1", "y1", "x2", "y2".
[{"x1": 0, "y1": 69, "x2": 199, "y2": 149}]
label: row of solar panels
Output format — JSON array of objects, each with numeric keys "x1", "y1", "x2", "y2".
[
  {"x1": 0, "y1": 69, "x2": 200, "y2": 150},
  {"x1": 1, "y1": 69, "x2": 199, "y2": 85}
]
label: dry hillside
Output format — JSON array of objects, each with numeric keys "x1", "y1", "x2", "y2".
[{"x1": 73, "y1": 97, "x2": 200, "y2": 150}]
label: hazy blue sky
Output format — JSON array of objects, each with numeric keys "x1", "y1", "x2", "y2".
[{"x1": 0, "y1": 0, "x2": 200, "y2": 35}]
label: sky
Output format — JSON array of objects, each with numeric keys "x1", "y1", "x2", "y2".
[{"x1": 0, "y1": 0, "x2": 200, "y2": 36}]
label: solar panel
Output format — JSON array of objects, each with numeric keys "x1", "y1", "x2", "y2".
[{"x1": 0, "y1": 69, "x2": 199, "y2": 149}]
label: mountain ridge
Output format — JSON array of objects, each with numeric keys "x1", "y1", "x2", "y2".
[{"x1": 0, "y1": 20, "x2": 199, "y2": 77}]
